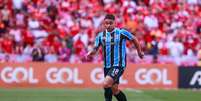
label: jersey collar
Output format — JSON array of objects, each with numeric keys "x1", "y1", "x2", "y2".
[{"x1": 106, "y1": 28, "x2": 117, "y2": 33}]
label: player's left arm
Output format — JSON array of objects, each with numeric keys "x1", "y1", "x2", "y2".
[
  {"x1": 121, "y1": 29, "x2": 144, "y2": 59},
  {"x1": 131, "y1": 36, "x2": 144, "y2": 59}
]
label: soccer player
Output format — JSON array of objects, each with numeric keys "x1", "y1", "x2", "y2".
[{"x1": 87, "y1": 14, "x2": 144, "y2": 101}]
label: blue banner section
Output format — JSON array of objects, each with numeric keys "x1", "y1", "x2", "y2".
[{"x1": 179, "y1": 67, "x2": 201, "y2": 88}]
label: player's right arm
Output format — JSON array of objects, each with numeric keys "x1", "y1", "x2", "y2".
[{"x1": 86, "y1": 33, "x2": 101, "y2": 58}]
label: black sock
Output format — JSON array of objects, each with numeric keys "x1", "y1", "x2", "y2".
[
  {"x1": 104, "y1": 87, "x2": 112, "y2": 101},
  {"x1": 114, "y1": 91, "x2": 127, "y2": 101}
]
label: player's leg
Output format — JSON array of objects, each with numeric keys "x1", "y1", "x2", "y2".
[
  {"x1": 103, "y1": 75, "x2": 114, "y2": 101},
  {"x1": 111, "y1": 66, "x2": 127, "y2": 101},
  {"x1": 103, "y1": 68, "x2": 115, "y2": 101},
  {"x1": 112, "y1": 84, "x2": 127, "y2": 101},
  {"x1": 104, "y1": 66, "x2": 126, "y2": 101}
]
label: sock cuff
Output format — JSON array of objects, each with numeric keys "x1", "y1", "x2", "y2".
[{"x1": 104, "y1": 87, "x2": 112, "y2": 91}]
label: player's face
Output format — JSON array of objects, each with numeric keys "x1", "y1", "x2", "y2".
[{"x1": 104, "y1": 19, "x2": 115, "y2": 32}]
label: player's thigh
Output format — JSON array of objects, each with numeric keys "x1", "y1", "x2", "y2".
[
  {"x1": 103, "y1": 67, "x2": 124, "y2": 88},
  {"x1": 107, "y1": 66, "x2": 124, "y2": 84},
  {"x1": 103, "y1": 75, "x2": 114, "y2": 88}
]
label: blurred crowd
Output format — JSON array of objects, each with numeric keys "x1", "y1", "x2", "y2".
[{"x1": 0, "y1": 0, "x2": 201, "y2": 66}]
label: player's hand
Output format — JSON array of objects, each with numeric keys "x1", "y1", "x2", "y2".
[
  {"x1": 85, "y1": 51, "x2": 93, "y2": 59},
  {"x1": 138, "y1": 51, "x2": 144, "y2": 59}
]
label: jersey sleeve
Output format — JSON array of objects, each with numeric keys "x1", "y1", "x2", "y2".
[
  {"x1": 121, "y1": 29, "x2": 135, "y2": 40},
  {"x1": 94, "y1": 33, "x2": 101, "y2": 49}
]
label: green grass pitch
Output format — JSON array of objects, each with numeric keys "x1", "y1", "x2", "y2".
[{"x1": 0, "y1": 88, "x2": 200, "y2": 101}]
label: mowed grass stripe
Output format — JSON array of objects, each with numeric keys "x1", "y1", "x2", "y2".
[{"x1": 0, "y1": 89, "x2": 200, "y2": 101}]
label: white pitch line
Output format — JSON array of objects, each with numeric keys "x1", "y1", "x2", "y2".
[{"x1": 125, "y1": 88, "x2": 143, "y2": 93}]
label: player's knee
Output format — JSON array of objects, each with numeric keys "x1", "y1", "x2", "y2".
[
  {"x1": 103, "y1": 81, "x2": 112, "y2": 88},
  {"x1": 103, "y1": 76, "x2": 113, "y2": 88}
]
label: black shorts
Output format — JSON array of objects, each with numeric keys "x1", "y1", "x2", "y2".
[{"x1": 104, "y1": 66, "x2": 125, "y2": 84}]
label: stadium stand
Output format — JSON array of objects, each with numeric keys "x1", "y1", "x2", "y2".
[{"x1": 0, "y1": 0, "x2": 200, "y2": 66}]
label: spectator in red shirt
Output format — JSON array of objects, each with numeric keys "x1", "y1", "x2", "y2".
[
  {"x1": 51, "y1": 36, "x2": 62, "y2": 54},
  {"x1": 1, "y1": 34, "x2": 14, "y2": 54},
  {"x1": 73, "y1": 36, "x2": 85, "y2": 56}
]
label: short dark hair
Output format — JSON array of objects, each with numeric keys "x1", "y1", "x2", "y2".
[{"x1": 104, "y1": 14, "x2": 115, "y2": 20}]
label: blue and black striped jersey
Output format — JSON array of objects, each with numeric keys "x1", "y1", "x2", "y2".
[{"x1": 94, "y1": 28, "x2": 135, "y2": 68}]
